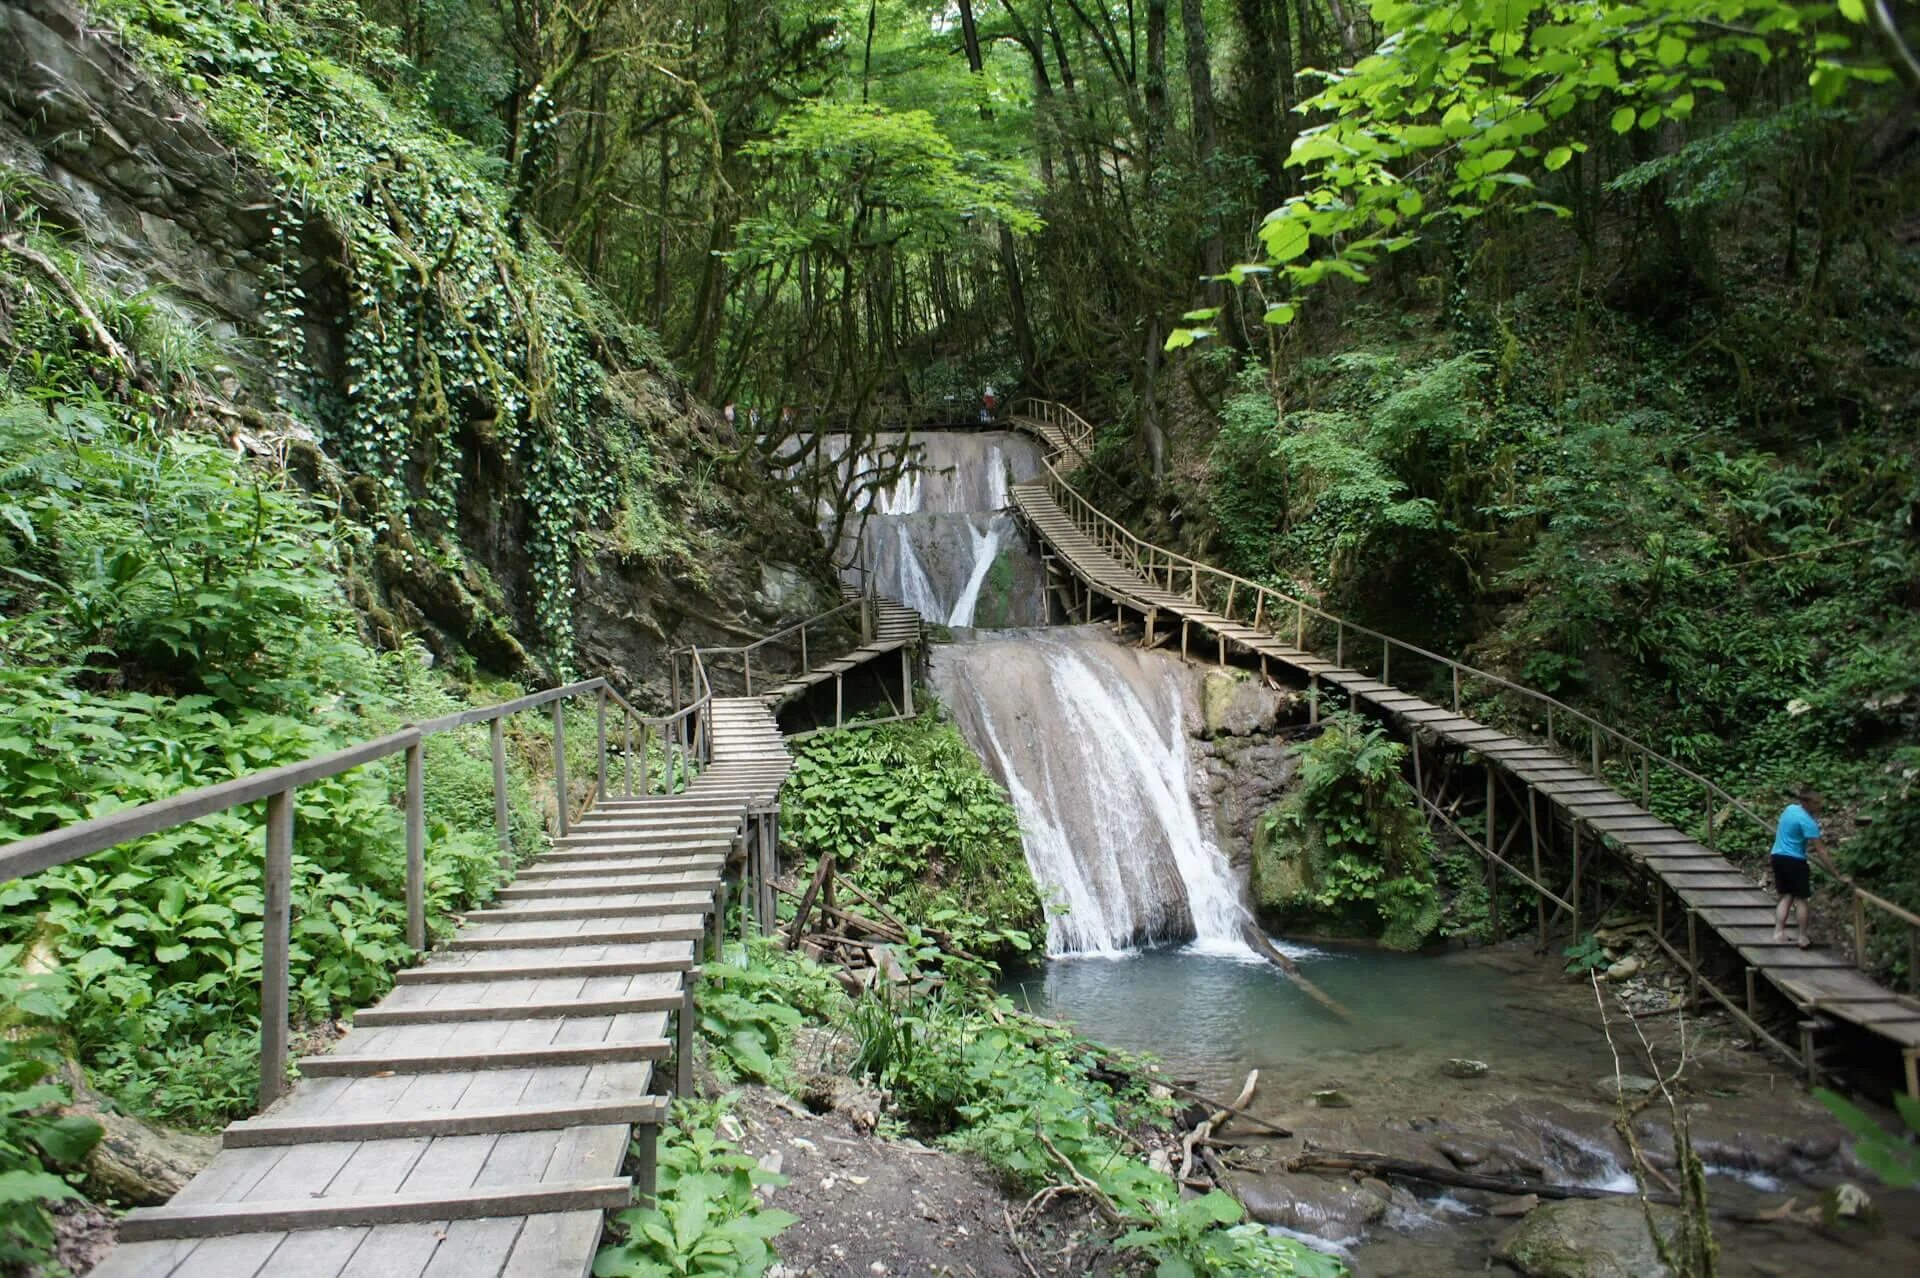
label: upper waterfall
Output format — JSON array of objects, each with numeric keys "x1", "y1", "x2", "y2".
[
  {"x1": 809, "y1": 431, "x2": 1048, "y2": 628},
  {"x1": 931, "y1": 627, "x2": 1252, "y2": 957}
]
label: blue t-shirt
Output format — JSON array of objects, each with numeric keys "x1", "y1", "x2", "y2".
[{"x1": 1771, "y1": 803, "x2": 1821, "y2": 859}]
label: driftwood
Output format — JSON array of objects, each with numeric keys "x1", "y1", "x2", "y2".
[
  {"x1": 1242, "y1": 925, "x2": 1353, "y2": 1021},
  {"x1": 1180, "y1": 1069, "x2": 1257, "y2": 1182},
  {"x1": 1158, "y1": 1079, "x2": 1292, "y2": 1139},
  {"x1": 787, "y1": 852, "x2": 836, "y2": 944}
]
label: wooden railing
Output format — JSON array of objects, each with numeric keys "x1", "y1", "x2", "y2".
[
  {"x1": 1011, "y1": 397, "x2": 1097, "y2": 458},
  {"x1": 684, "y1": 586, "x2": 874, "y2": 701},
  {"x1": 0, "y1": 663, "x2": 714, "y2": 1110},
  {"x1": 1028, "y1": 434, "x2": 1920, "y2": 982}
]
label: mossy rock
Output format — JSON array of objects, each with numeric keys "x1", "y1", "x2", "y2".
[
  {"x1": 1495, "y1": 1198, "x2": 1680, "y2": 1278},
  {"x1": 1250, "y1": 805, "x2": 1313, "y2": 910}
]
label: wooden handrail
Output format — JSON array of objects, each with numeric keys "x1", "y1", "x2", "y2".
[
  {"x1": 1018, "y1": 405, "x2": 1918, "y2": 974},
  {"x1": 0, "y1": 669, "x2": 699, "y2": 1110}
]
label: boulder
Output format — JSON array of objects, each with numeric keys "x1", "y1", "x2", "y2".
[
  {"x1": 1443, "y1": 1058, "x2": 1490, "y2": 1079},
  {"x1": 1604, "y1": 956, "x2": 1642, "y2": 982},
  {"x1": 1309, "y1": 1089, "x2": 1352, "y2": 1109},
  {"x1": 1198, "y1": 669, "x2": 1285, "y2": 738},
  {"x1": 1495, "y1": 1198, "x2": 1679, "y2": 1278}
]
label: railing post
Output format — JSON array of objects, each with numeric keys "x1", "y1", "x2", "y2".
[
  {"x1": 670, "y1": 653, "x2": 682, "y2": 716},
  {"x1": 639, "y1": 722, "x2": 652, "y2": 796},
  {"x1": 1253, "y1": 591, "x2": 1265, "y2": 632},
  {"x1": 490, "y1": 718, "x2": 511, "y2": 871},
  {"x1": 744, "y1": 651, "x2": 754, "y2": 698},
  {"x1": 901, "y1": 648, "x2": 915, "y2": 717},
  {"x1": 1704, "y1": 792, "x2": 1715, "y2": 853},
  {"x1": 259, "y1": 788, "x2": 293, "y2": 1109},
  {"x1": 405, "y1": 740, "x2": 425, "y2": 951},
  {"x1": 1590, "y1": 729, "x2": 1601, "y2": 778},
  {"x1": 1335, "y1": 623, "x2": 1345, "y2": 667},
  {"x1": 800, "y1": 625, "x2": 808, "y2": 673},
  {"x1": 1295, "y1": 601, "x2": 1304, "y2": 649},
  {"x1": 1452, "y1": 668, "x2": 1462, "y2": 714},
  {"x1": 553, "y1": 700, "x2": 571, "y2": 837},
  {"x1": 1853, "y1": 892, "x2": 1868, "y2": 971},
  {"x1": 623, "y1": 713, "x2": 634, "y2": 797},
  {"x1": 1382, "y1": 641, "x2": 1392, "y2": 684},
  {"x1": 596, "y1": 687, "x2": 609, "y2": 803}
]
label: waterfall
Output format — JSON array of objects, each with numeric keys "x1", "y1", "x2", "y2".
[
  {"x1": 932, "y1": 628, "x2": 1253, "y2": 957},
  {"x1": 812, "y1": 432, "x2": 1047, "y2": 627}
]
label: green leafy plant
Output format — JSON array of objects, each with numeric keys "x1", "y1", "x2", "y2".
[
  {"x1": 0, "y1": 964, "x2": 104, "y2": 1268},
  {"x1": 1813, "y1": 1089, "x2": 1920, "y2": 1188},
  {"x1": 1253, "y1": 713, "x2": 1440, "y2": 949},
  {"x1": 594, "y1": 1099, "x2": 797, "y2": 1278},
  {"x1": 782, "y1": 709, "x2": 1042, "y2": 963},
  {"x1": 1563, "y1": 933, "x2": 1611, "y2": 976}
]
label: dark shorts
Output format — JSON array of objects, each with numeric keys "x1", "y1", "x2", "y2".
[{"x1": 1772, "y1": 855, "x2": 1811, "y2": 900}]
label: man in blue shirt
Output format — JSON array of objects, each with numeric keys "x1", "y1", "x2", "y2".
[{"x1": 1771, "y1": 788, "x2": 1843, "y2": 948}]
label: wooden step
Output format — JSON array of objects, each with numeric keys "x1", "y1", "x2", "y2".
[
  {"x1": 223, "y1": 1097, "x2": 668, "y2": 1148},
  {"x1": 118, "y1": 1178, "x2": 632, "y2": 1242},
  {"x1": 297, "y1": 1037, "x2": 670, "y2": 1076}
]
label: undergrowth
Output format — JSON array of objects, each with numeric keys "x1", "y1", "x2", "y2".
[
  {"x1": 1251, "y1": 713, "x2": 1441, "y2": 949},
  {"x1": 780, "y1": 708, "x2": 1043, "y2": 964},
  {"x1": 671, "y1": 938, "x2": 1346, "y2": 1278}
]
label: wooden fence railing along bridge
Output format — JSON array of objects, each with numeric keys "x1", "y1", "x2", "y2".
[
  {"x1": 1002, "y1": 397, "x2": 1920, "y2": 1099},
  {"x1": 0, "y1": 572, "x2": 923, "y2": 1276}
]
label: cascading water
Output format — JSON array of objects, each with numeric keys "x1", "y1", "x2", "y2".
[
  {"x1": 931, "y1": 627, "x2": 1252, "y2": 956},
  {"x1": 810, "y1": 432, "x2": 1047, "y2": 627}
]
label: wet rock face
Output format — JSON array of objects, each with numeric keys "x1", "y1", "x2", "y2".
[
  {"x1": 0, "y1": 0, "x2": 281, "y2": 336},
  {"x1": 1494, "y1": 1198, "x2": 1679, "y2": 1278},
  {"x1": 1184, "y1": 669, "x2": 1304, "y2": 870}
]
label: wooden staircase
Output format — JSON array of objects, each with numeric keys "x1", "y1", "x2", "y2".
[{"x1": 90, "y1": 700, "x2": 791, "y2": 1277}]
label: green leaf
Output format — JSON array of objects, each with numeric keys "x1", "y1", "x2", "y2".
[
  {"x1": 1263, "y1": 304, "x2": 1297, "y2": 326},
  {"x1": 1610, "y1": 106, "x2": 1636, "y2": 134},
  {"x1": 1261, "y1": 218, "x2": 1311, "y2": 264},
  {"x1": 1543, "y1": 146, "x2": 1573, "y2": 172},
  {"x1": 32, "y1": 1114, "x2": 104, "y2": 1164},
  {"x1": 1656, "y1": 34, "x2": 1687, "y2": 66}
]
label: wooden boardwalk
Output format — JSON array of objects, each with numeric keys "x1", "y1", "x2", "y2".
[
  {"x1": 758, "y1": 594, "x2": 922, "y2": 711},
  {"x1": 1008, "y1": 428, "x2": 1920, "y2": 1095},
  {"x1": 95, "y1": 699, "x2": 790, "y2": 1278}
]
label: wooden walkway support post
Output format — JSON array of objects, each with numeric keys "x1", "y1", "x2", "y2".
[
  {"x1": 259, "y1": 789, "x2": 293, "y2": 1108},
  {"x1": 490, "y1": 718, "x2": 511, "y2": 871},
  {"x1": 1529, "y1": 787, "x2": 1546, "y2": 949},
  {"x1": 1487, "y1": 771, "x2": 1502, "y2": 942},
  {"x1": 552, "y1": 701, "x2": 570, "y2": 837},
  {"x1": 405, "y1": 741, "x2": 425, "y2": 951}
]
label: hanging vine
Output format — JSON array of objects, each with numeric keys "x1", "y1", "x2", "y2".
[{"x1": 98, "y1": 0, "x2": 632, "y2": 670}]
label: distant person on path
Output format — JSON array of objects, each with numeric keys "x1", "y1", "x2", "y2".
[
  {"x1": 1771, "y1": 788, "x2": 1844, "y2": 948},
  {"x1": 981, "y1": 385, "x2": 997, "y2": 423}
]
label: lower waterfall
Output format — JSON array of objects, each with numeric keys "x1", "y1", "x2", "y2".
[{"x1": 930, "y1": 627, "x2": 1252, "y2": 956}]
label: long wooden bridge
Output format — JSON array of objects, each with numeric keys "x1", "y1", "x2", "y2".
[
  {"x1": 1, "y1": 581, "x2": 928, "y2": 1276},
  {"x1": 1006, "y1": 399, "x2": 1920, "y2": 1098}
]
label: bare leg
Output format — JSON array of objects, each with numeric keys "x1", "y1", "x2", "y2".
[
  {"x1": 1775, "y1": 893, "x2": 1791, "y2": 941},
  {"x1": 1796, "y1": 897, "x2": 1812, "y2": 945}
]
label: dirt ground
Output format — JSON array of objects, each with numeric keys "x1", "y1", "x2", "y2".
[{"x1": 715, "y1": 1027, "x2": 1115, "y2": 1278}]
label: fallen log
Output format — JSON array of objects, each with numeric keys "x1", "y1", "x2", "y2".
[
  {"x1": 1181, "y1": 1069, "x2": 1258, "y2": 1182},
  {"x1": 1243, "y1": 925, "x2": 1353, "y2": 1022},
  {"x1": 1288, "y1": 1150, "x2": 1650, "y2": 1203}
]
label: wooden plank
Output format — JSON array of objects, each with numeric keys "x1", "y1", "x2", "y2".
[
  {"x1": 447, "y1": 922, "x2": 704, "y2": 951},
  {"x1": 117, "y1": 1179, "x2": 631, "y2": 1243},
  {"x1": 461, "y1": 899, "x2": 713, "y2": 924},
  {"x1": 297, "y1": 1039, "x2": 669, "y2": 1076},
  {"x1": 354, "y1": 992, "x2": 683, "y2": 1027},
  {"x1": 224, "y1": 1098, "x2": 666, "y2": 1148},
  {"x1": 396, "y1": 954, "x2": 692, "y2": 986}
]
